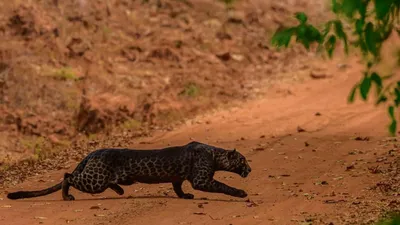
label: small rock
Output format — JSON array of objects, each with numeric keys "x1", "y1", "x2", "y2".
[
  {"x1": 321, "y1": 181, "x2": 328, "y2": 185},
  {"x1": 216, "y1": 52, "x2": 231, "y2": 61},
  {"x1": 34, "y1": 216, "x2": 47, "y2": 220},
  {"x1": 388, "y1": 149, "x2": 396, "y2": 156},
  {"x1": 333, "y1": 176, "x2": 343, "y2": 181},
  {"x1": 310, "y1": 71, "x2": 331, "y2": 79},
  {"x1": 216, "y1": 31, "x2": 232, "y2": 40},
  {"x1": 245, "y1": 199, "x2": 259, "y2": 207},
  {"x1": 346, "y1": 165, "x2": 355, "y2": 171},
  {"x1": 315, "y1": 112, "x2": 321, "y2": 116},
  {"x1": 193, "y1": 212, "x2": 206, "y2": 215},
  {"x1": 297, "y1": 126, "x2": 306, "y2": 133},
  {"x1": 231, "y1": 54, "x2": 245, "y2": 62},
  {"x1": 48, "y1": 134, "x2": 61, "y2": 144},
  {"x1": 90, "y1": 206, "x2": 101, "y2": 210},
  {"x1": 368, "y1": 165, "x2": 382, "y2": 174},
  {"x1": 253, "y1": 147, "x2": 265, "y2": 151},
  {"x1": 315, "y1": 180, "x2": 329, "y2": 185},
  {"x1": 227, "y1": 11, "x2": 245, "y2": 24},
  {"x1": 337, "y1": 63, "x2": 349, "y2": 69},
  {"x1": 355, "y1": 136, "x2": 370, "y2": 141},
  {"x1": 324, "y1": 199, "x2": 344, "y2": 204}
]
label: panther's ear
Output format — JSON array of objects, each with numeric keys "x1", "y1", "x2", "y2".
[{"x1": 228, "y1": 149, "x2": 236, "y2": 159}]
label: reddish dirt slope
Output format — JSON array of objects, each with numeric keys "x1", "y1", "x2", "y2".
[
  {"x1": 0, "y1": 0, "x2": 330, "y2": 162},
  {"x1": 1, "y1": 59, "x2": 400, "y2": 225}
]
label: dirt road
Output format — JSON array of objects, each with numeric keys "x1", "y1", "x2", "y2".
[{"x1": 1, "y1": 61, "x2": 398, "y2": 225}]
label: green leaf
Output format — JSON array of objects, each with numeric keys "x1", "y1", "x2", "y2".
[
  {"x1": 296, "y1": 26, "x2": 311, "y2": 49},
  {"x1": 357, "y1": 0, "x2": 368, "y2": 19},
  {"x1": 389, "y1": 105, "x2": 395, "y2": 119},
  {"x1": 333, "y1": 21, "x2": 345, "y2": 38},
  {"x1": 370, "y1": 73, "x2": 381, "y2": 86},
  {"x1": 348, "y1": 84, "x2": 359, "y2": 103},
  {"x1": 308, "y1": 25, "x2": 322, "y2": 43},
  {"x1": 376, "y1": 95, "x2": 388, "y2": 105},
  {"x1": 325, "y1": 35, "x2": 337, "y2": 58},
  {"x1": 395, "y1": 88, "x2": 400, "y2": 106},
  {"x1": 355, "y1": 19, "x2": 365, "y2": 35},
  {"x1": 295, "y1": 12, "x2": 308, "y2": 24},
  {"x1": 388, "y1": 106, "x2": 396, "y2": 136},
  {"x1": 389, "y1": 119, "x2": 397, "y2": 136},
  {"x1": 333, "y1": 20, "x2": 348, "y2": 54},
  {"x1": 297, "y1": 24, "x2": 307, "y2": 39},
  {"x1": 331, "y1": 0, "x2": 341, "y2": 13},
  {"x1": 341, "y1": 0, "x2": 361, "y2": 18},
  {"x1": 359, "y1": 75, "x2": 371, "y2": 100},
  {"x1": 370, "y1": 72, "x2": 382, "y2": 94},
  {"x1": 380, "y1": 23, "x2": 393, "y2": 42},
  {"x1": 271, "y1": 28, "x2": 295, "y2": 48},
  {"x1": 361, "y1": 40, "x2": 369, "y2": 55},
  {"x1": 365, "y1": 22, "x2": 378, "y2": 56},
  {"x1": 322, "y1": 21, "x2": 333, "y2": 39},
  {"x1": 374, "y1": 0, "x2": 393, "y2": 20}
]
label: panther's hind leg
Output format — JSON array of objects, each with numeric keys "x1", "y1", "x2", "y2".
[
  {"x1": 109, "y1": 183, "x2": 124, "y2": 195},
  {"x1": 63, "y1": 171, "x2": 110, "y2": 200},
  {"x1": 62, "y1": 173, "x2": 75, "y2": 201}
]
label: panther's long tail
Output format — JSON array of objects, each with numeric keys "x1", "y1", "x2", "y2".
[{"x1": 7, "y1": 181, "x2": 63, "y2": 200}]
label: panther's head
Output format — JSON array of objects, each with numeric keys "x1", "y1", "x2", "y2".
[{"x1": 221, "y1": 149, "x2": 252, "y2": 178}]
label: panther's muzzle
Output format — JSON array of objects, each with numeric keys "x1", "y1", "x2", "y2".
[{"x1": 240, "y1": 167, "x2": 251, "y2": 178}]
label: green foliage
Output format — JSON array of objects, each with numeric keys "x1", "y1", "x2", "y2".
[
  {"x1": 271, "y1": 12, "x2": 322, "y2": 50},
  {"x1": 271, "y1": 0, "x2": 400, "y2": 136},
  {"x1": 21, "y1": 136, "x2": 46, "y2": 160},
  {"x1": 218, "y1": 0, "x2": 236, "y2": 6},
  {"x1": 51, "y1": 67, "x2": 79, "y2": 81},
  {"x1": 121, "y1": 119, "x2": 142, "y2": 130},
  {"x1": 179, "y1": 83, "x2": 200, "y2": 98},
  {"x1": 375, "y1": 213, "x2": 400, "y2": 225}
]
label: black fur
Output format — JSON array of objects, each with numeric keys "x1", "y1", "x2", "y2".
[{"x1": 7, "y1": 141, "x2": 252, "y2": 200}]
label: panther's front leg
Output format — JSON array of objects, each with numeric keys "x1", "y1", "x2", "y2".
[
  {"x1": 189, "y1": 159, "x2": 247, "y2": 198},
  {"x1": 190, "y1": 177, "x2": 247, "y2": 198}
]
